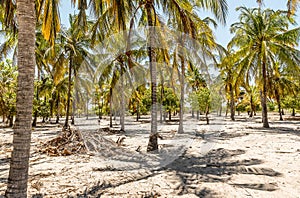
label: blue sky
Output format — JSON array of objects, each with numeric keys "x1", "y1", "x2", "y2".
[{"x1": 59, "y1": 0, "x2": 299, "y2": 47}]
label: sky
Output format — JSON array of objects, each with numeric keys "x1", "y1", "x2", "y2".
[{"x1": 59, "y1": 0, "x2": 299, "y2": 47}]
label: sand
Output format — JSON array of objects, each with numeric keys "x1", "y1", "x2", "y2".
[{"x1": 0, "y1": 113, "x2": 300, "y2": 197}]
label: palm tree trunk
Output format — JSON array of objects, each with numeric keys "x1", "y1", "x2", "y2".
[
  {"x1": 56, "y1": 93, "x2": 60, "y2": 124},
  {"x1": 5, "y1": 0, "x2": 36, "y2": 196},
  {"x1": 160, "y1": 74, "x2": 164, "y2": 123},
  {"x1": 230, "y1": 83, "x2": 235, "y2": 121},
  {"x1": 86, "y1": 95, "x2": 89, "y2": 120},
  {"x1": 292, "y1": 108, "x2": 295, "y2": 116},
  {"x1": 136, "y1": 102, "x2": 139, "y2": 121},
  {"x1": 146, "y1": 2, "x2": 158, "y2": 152},
  {"x1": 32, "y1": 70, "x2": 40, "y2": 127},
  {"x1": 205, "y1": 105, "x2": 209, "y2": 125},
  {"x1": 109, "y1": 87, "x2": 113, "y2": 127},
  {"x1": 71, "y1": 98, "x2": 75, "y2": 125},
  {"x1": 8, "y1": 114, "x2": 14, "y2": 127},
  {"x1": 249, "y1": 94, "x2": 254, "y2": 117},
  {"x1": 178, "y1": 56, "x2": 185, "y2": 133},
  {"x1": 64, "y1": 52, "x2": 73, "y2": 128},
  {"x1": 275, "y1": 89, "x2": 283, "y2": 121},
  {"x1": 261, "y1": 60, "x2": 270, "y2": 128},
  {"x1": 225, "y1": 101, "x2": 229, "y2": 117},
  {"x1": 120, "y1": 67, "x2": 125, "y2": 132}
]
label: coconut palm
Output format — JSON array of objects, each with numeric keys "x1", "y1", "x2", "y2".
[
  {"x1": 59, "y1": 14, "x2": 92, "y2": 128},
  {"x1": 229, "y1": 7, "x2": 300, "y2": 128},
  {"x1": 5, "y1": 0, "x2": 36, "y2": 196},
  {"x1": 269, "y1": 62, "x2": 299, "y2": 120},
  {"x1": 218, "y1": 50, "x2": 239, "y2": 121},
  {"x1": 257, "y1": 0, "x2": 300, "y2": 16}
]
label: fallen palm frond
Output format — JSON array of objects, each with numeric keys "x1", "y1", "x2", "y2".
[{"x1": 38, "y1": 127, "x2": 87, "y2": 156}]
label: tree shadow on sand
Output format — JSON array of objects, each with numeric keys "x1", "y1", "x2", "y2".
[
  {"x1": 164, "y1": 148, "x2": 281, "y2": 196},
  {"x1": 69, "y1": 148, "x2": 281, "y2": 197}
]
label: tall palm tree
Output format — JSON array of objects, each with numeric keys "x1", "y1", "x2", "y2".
[
  {"x1": 218, "y1": 50, "x2": 239, "y2": 121},
  {"x1": 257, "y1": 0, "x2": 300, "y2": 16},
  {"x1": 269, "y1": 62, "x2": 299, "y2": 120},
  {"x1": 5, "y1": 0, "x2": 36, "y2": 197},
  {"x1": 229, "y1": 7, "x2": 300, "y2": 128},
  {"x1": 61, "y1": 14, "x2": 91, "y2": 128},
  {"x1": 144, "y1": 0, "x2": 228, "y2": 150}
]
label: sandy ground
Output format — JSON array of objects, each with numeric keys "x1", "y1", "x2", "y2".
[{"x1": 0, "y1": 113, "x2": 300, "y2": 198}]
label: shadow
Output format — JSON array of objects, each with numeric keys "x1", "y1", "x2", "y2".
[
  {"x1": 216, "y1": 132, "x2": 250, "y2": 140},
  {"x1": 31, "y1": 194, "x2": 44, "y2": 198},
  {"x1": 0, "y1": 157, "x2": 10, "y2": 165},
  {"x1": 73, "y1": 171, "x2": 160, "y2": 198},
  {"x1": 69, "y1": 148, "x2": 282, "y2": 197},
  {"x1": 0, "y1": 177, "x2": 7, "y2": 184},
  {"x1": 231, "y1": 183, "x2": 278, "y2": 191},
  {"x1": 195, "y1": 187, "x2": 219, "y2": 197},
  {"x1": 0, "y1": 168, "x2": 8, "y2": 173},
  {"x1": 248, "y1": 126, "x2": 300, "y2": 137},
  {"x1": 163, "y1": 148, "x2": 282, "y2": 195}
]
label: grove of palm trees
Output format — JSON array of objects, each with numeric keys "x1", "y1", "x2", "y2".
[{"x1": 0, "y1": 0, "x2": 300, "y2": 197}]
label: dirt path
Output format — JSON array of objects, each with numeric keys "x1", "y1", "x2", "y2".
[{"x1": 0, "y1": 115, "x2": 300, "y2": 197}]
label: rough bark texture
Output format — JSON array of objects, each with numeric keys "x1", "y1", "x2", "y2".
[
  {"x1": 146, "y1": 2, "x2": 158, "y2": 152},
  {"x1": 230, "y1": 83, "x2": 235, "y2": 121},
  {"x1": 275, "y1": 89, "x2": 283, "y2": 121},
  {"x1": 261, "y1": 61, "x2": 270, "y2": 128},
  {"x1": 64, "y1": 52, "x2": 73, "y2": 128},
  {"x1": 109, "y1": 87, "x2": 113, "y2": 127},
  {"x1": 120, "y1": 67, "x2": 125, "y2": 132},
  {"x1": 249, "y1": 95, "x2": 254, "y2": 117},
  {"x1": 178, "y1": 56, "x2": 184, "y2": 133},
  {"x1": 5, "y1": 0, "x2": 36, "y2": 197}
]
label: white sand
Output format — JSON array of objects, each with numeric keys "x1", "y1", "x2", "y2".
[{"x1": 0, "y1": 113, "x2": 300, "y2": 197}]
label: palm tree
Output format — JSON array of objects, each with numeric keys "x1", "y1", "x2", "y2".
[
  {"x1": 60, "y1": 14, "x2": 91, "y2": 128},
  {"x1": 243, "y1": 84, "x2": 259, "y2": 117},
  {"x1": 186, "y1": 64, "x2": 207, "y2": 119},
  {"x1": 269, "y1": 62, "x2": 299, "y2": 120},
  {"x1": 144, "y1": 0, "x2": 228, "y2": 150},
  {"x1": 5, "y1": 0, "x2": 36, "y2": 197},
  {"x1": 257, "y1": 0, "x2": 300, "y2": 16},
  {"x1": 229, "y1": 7, "x2": 300, "y2": 128},
  {"x1": 218, "y1": 51, "x2": 238, "y2": 121}
]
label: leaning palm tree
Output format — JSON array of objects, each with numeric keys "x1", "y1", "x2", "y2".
[
  {"x1": 5, "y1": 0, "x2": 36, "y2": 197},
  {"x1": 229, "y1": 7, "x2": 300, "y2": 128}
]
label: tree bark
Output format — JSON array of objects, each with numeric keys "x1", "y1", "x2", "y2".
[
  {"x1": 64, "y1": 52, "x2": 73, "y2": 128},
  {"x1": 120, "y1": 65, "x2": 125, "y2": 132},
  {"x1": 230, "y1": 83, "x2": 235, "y2": 121},
  {"x1": 160, "y1": 74, "x2": 164, "y2": 123},
  {"x1": 249, "y1": 95, "x2": 254, "y2": 117},
  {"x1": 136, "y1": 103, "x2": 139, "y2": 121},
  {"x1": 275, "y1": 89, "x2": 283, "y2": 121},
  {"x1": 32, "y1": 70, "x2": 40, "y2": 127},
  {"x1": 205, "y1": 105, "x2": 209, "y2": 125},
  {"x1": 292, "y1": 108, "x2": 295, "y2": 116},
  {"x1": 55, "y1": 93, "x2": 60, "y2": 124},
  {"x1": 6, "y1": 0, "x2": 36, "y2": 196},
  {"x1": 178, "y1": 56, "x2": 185, "y2": 133},
  {"x1": 146, "y1": 2, "x2": 158, "y2": 152},
  {"x1": 109, "y1": 87, "x2": 113, "y2": 127},
  {"x1": 261, "y1": 60, "x2": 270, "y2": 128}
]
